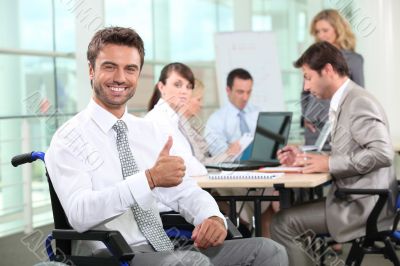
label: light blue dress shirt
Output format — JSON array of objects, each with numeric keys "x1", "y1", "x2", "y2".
[{"x1": 204, "y1": 101, "x2": 260, "y2": 156}]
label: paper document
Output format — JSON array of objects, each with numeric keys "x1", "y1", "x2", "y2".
[{"x1": 230, "y1": 133, "x2": 254, "y2": 161}]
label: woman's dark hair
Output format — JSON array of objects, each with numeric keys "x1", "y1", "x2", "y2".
[
  {"x1": 147, "y1": 62, "x2": 195, "y2": 111},
  {"x1": 147, "y1": 88, "x2": 161, "y2": 111},
  {"x1": 294, "y1": 41, "x2": 349, "y2": 77}
]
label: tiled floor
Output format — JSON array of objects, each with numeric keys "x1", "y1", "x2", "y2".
[
  {"x1": 324, "y1": 242, "x2": 399, "y2": 266},
  {"x1": 1, "y1": 223, "x2": 400, "y2": 265}
]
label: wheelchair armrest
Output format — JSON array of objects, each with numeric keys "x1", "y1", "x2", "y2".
[
  {"x1": 226, "y1": 217, "x2": 243, "y2": 239},
  {"x1": 160, "y1": 211, "x2": 242, "y2": 239},
  {"x1": 160, "y1": 211, "x2": 195, "y2": 231},
  {"x1": 52, "y1": 229, "x2": 134, "y2": 261},
  {"x1": 335, "y1": 188, "x2": 390, "y2": 237}
]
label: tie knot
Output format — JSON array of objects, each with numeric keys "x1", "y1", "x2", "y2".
[
  {"x1": 238, "y1": 110, "x2": 245, "y2": 118},
  {"x1": 113, "y1": 120, "x2": 127, "y2": 133}
]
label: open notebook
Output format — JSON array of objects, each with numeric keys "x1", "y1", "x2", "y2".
[{"x1": 209, "y1": 171, "x2": 283, "y2": 180}]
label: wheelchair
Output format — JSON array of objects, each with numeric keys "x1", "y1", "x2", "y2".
[{"x1": 12, "y1": 151, "x2": 242, "y2": 266}]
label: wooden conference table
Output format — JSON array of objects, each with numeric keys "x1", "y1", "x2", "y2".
[{"x1": 193, "y1": 172, "x2": 331, "y2": 237}]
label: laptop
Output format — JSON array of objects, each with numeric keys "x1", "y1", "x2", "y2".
[
  {"x1": 205, "y1": 112, "x2": 292, "y2": 171},
  {"x1": 301, "y1": 121, "x2": 331, "y2": 152}
]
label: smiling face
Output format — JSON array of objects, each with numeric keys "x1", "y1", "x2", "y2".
[
  {"x1": 89, "y1": 44, "x2": 141, "y2": 118},
  {"x1": 158, "y1": 71, "x2": 193, "y2": 110},
  {"x1": 314, "y1": 19, "x2": 337, "y2": 45}
]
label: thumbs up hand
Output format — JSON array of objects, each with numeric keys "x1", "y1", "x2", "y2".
[{"x1": 147, "y1": 136, "x2": 186, "y2": 188}]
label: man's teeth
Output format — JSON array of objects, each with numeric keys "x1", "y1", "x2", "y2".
[{"x1": 110, "y1": 87, "x2": 125, "y2": 92}]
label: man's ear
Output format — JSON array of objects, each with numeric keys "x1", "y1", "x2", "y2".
[
  {"x1": 323, "y1": 63, "x2": 334, "y2": 75},
  {"x1": 225, "y1": 86, "x2": 231, "y2": 95},
  {"x1": 88, "y1": 61, "x2": 94, "y2": 80}
]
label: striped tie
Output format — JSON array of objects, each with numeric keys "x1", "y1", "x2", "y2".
[{"x1": 113, "y1": 120, "x2": 174, "y2": 251}]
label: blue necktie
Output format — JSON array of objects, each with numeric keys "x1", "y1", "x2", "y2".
[
  {"x1": 113, "y1": 120, "x2": 174, "y2": 251},
  {"x1": 238, "y1": 111, "x2": 250, "y2": 134},
  {"x1": 238, "y1": 111, "x2": 252, "y2": 160}
]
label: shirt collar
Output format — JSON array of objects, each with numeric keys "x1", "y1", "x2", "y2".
[
  {"x1": 226, "y1": 100, "x2": 251, "y2": 115},
  {"x1": 330, "y1": 78, "x2": 350, "y2": 112},
  {"x1": 87, "y1": 99, "x2": 129, "y2": 134},
  {"x1": 155, "y1": 98, "x2": 181, "y2": 122}
]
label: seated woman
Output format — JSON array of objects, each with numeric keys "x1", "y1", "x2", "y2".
[
  {"x1": 145, "y1": 62, "x2": 207, "y2": 177},
  {"x1": 146, "y1": 63, "x2": 278, "y2": 237}
]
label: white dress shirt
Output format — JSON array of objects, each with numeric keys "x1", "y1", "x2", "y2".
[
  {"x1": 45, "y1": 99, "x2": 224, "y2": 255},
  {"x1": 204, "y1": 101, "x2": 260, "y2": 156},
  {"x1": 330, "y1": 78, "x2": 350, "y2": 114},
  {"x1": 145, "y1": 98, "x2": 207, "y2": 176}
]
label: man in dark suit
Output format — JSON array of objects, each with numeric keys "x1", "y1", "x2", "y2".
[{"x1": 271, "y1": 41, "x2": 396, "y2": 266}]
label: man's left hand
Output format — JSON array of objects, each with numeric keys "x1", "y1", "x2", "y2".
[
  {"x1": 191, "y1": 216, "x2": 227, "y2": 249},
  {"x1": 298, "y1": 153, "x2": 330, "y2": 174}
]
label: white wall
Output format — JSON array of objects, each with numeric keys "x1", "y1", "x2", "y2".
[
  {"x1": 74, "y1": 0, "x2": 105, "y2": 111},
  {"x1": 353, "y1": 0, "x2": 400, "y2": 144}
]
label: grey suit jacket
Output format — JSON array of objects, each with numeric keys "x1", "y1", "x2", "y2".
[
  {"x1": 301, "y1": 50, "x2": 364, "y2": 148},
  {"x1": 326, "y1": 80, "x2": 397, "y2": 242}
]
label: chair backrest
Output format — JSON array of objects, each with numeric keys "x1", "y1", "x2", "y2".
[{"x1": 46, "y1": 170, "x2": 73, "y2": 255}]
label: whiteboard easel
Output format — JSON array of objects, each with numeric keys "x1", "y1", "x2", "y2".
[{"x1": 215, "y1": 32, "x2": 285, "y2": 111}]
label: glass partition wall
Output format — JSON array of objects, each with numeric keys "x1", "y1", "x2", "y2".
[{"x1": 0, "y1": 0, "x2": 327, "y2": 237}]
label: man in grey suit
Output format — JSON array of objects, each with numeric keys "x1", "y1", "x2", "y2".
[{"x1": 271, "y1": 41, "x2": 397, "y2": 266}]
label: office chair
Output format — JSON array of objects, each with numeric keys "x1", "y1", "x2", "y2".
[
  {"x1": 12, "y1": 151, "x2": 242, "y2": 266},
  {"x1": 317, "y1": 186, "x2": 400, "y2": 266}
]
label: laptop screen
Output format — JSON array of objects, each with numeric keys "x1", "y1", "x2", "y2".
[
  {"x1": 314, "y1": 121, "x2": 332, "y2": 151},
  {"x1": 249, "y1": 112, "x2": 292, "y2": 161}
]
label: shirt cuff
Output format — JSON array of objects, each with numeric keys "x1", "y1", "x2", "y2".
[
  {"x1": 125, "y1": 171, "x2": 155, "y2": 210},
  {"x1": 194, "y1": 209, "x2": 227, "y2": 229}
]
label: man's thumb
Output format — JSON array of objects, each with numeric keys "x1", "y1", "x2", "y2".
[{"x1": 159, "y1": 136, "x2": 173, "y2": 156}]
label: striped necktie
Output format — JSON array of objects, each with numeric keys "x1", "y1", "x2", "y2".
[{"x1": 113, "y1": 120, "x2": 174, "y2": 251}]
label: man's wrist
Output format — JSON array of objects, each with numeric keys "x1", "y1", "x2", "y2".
[
  {"x1": 209, "y1": 216, "x2": 225, "y2": 227},
  {"x1": 145, "y1": 169, "x2": 156, "y2": 189}
]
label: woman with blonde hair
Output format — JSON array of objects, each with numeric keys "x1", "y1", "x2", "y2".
[{"x1": 302, "y1": 9, "x2": 364, "y2": 148}]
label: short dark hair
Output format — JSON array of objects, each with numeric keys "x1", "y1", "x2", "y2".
[
  {"x1": 147, "y1": 62, "x2": 195, "y2": 111},
  {"x1": 294, "y1": 41, "x2": 349, "y2": 77},
  {"x1": 87, "y1": 27, "x2": 145, "y2": 69},
  {"x1": 226, "y1": 68, "x2": 253, "y2": 89}
]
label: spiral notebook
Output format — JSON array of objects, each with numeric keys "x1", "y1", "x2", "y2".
[{"x1": 208, "y1": 171, "x2": 283, "y2": 180}]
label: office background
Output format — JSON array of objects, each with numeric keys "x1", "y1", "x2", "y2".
[{"x1": 0, "y1": 0, "x2": 399, "y2": 245}]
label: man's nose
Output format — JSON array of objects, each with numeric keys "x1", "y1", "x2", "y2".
[
  {"x1": 303, "y1": 81, "x2": 310, "y2": 91},
  {"x1": 113, "y1": 69, "x2": 125, "y2": 83}
]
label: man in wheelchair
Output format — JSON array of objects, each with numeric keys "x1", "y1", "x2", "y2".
[{"x1": 45, "y1": 26, "x2": 288, "y2": 265}]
